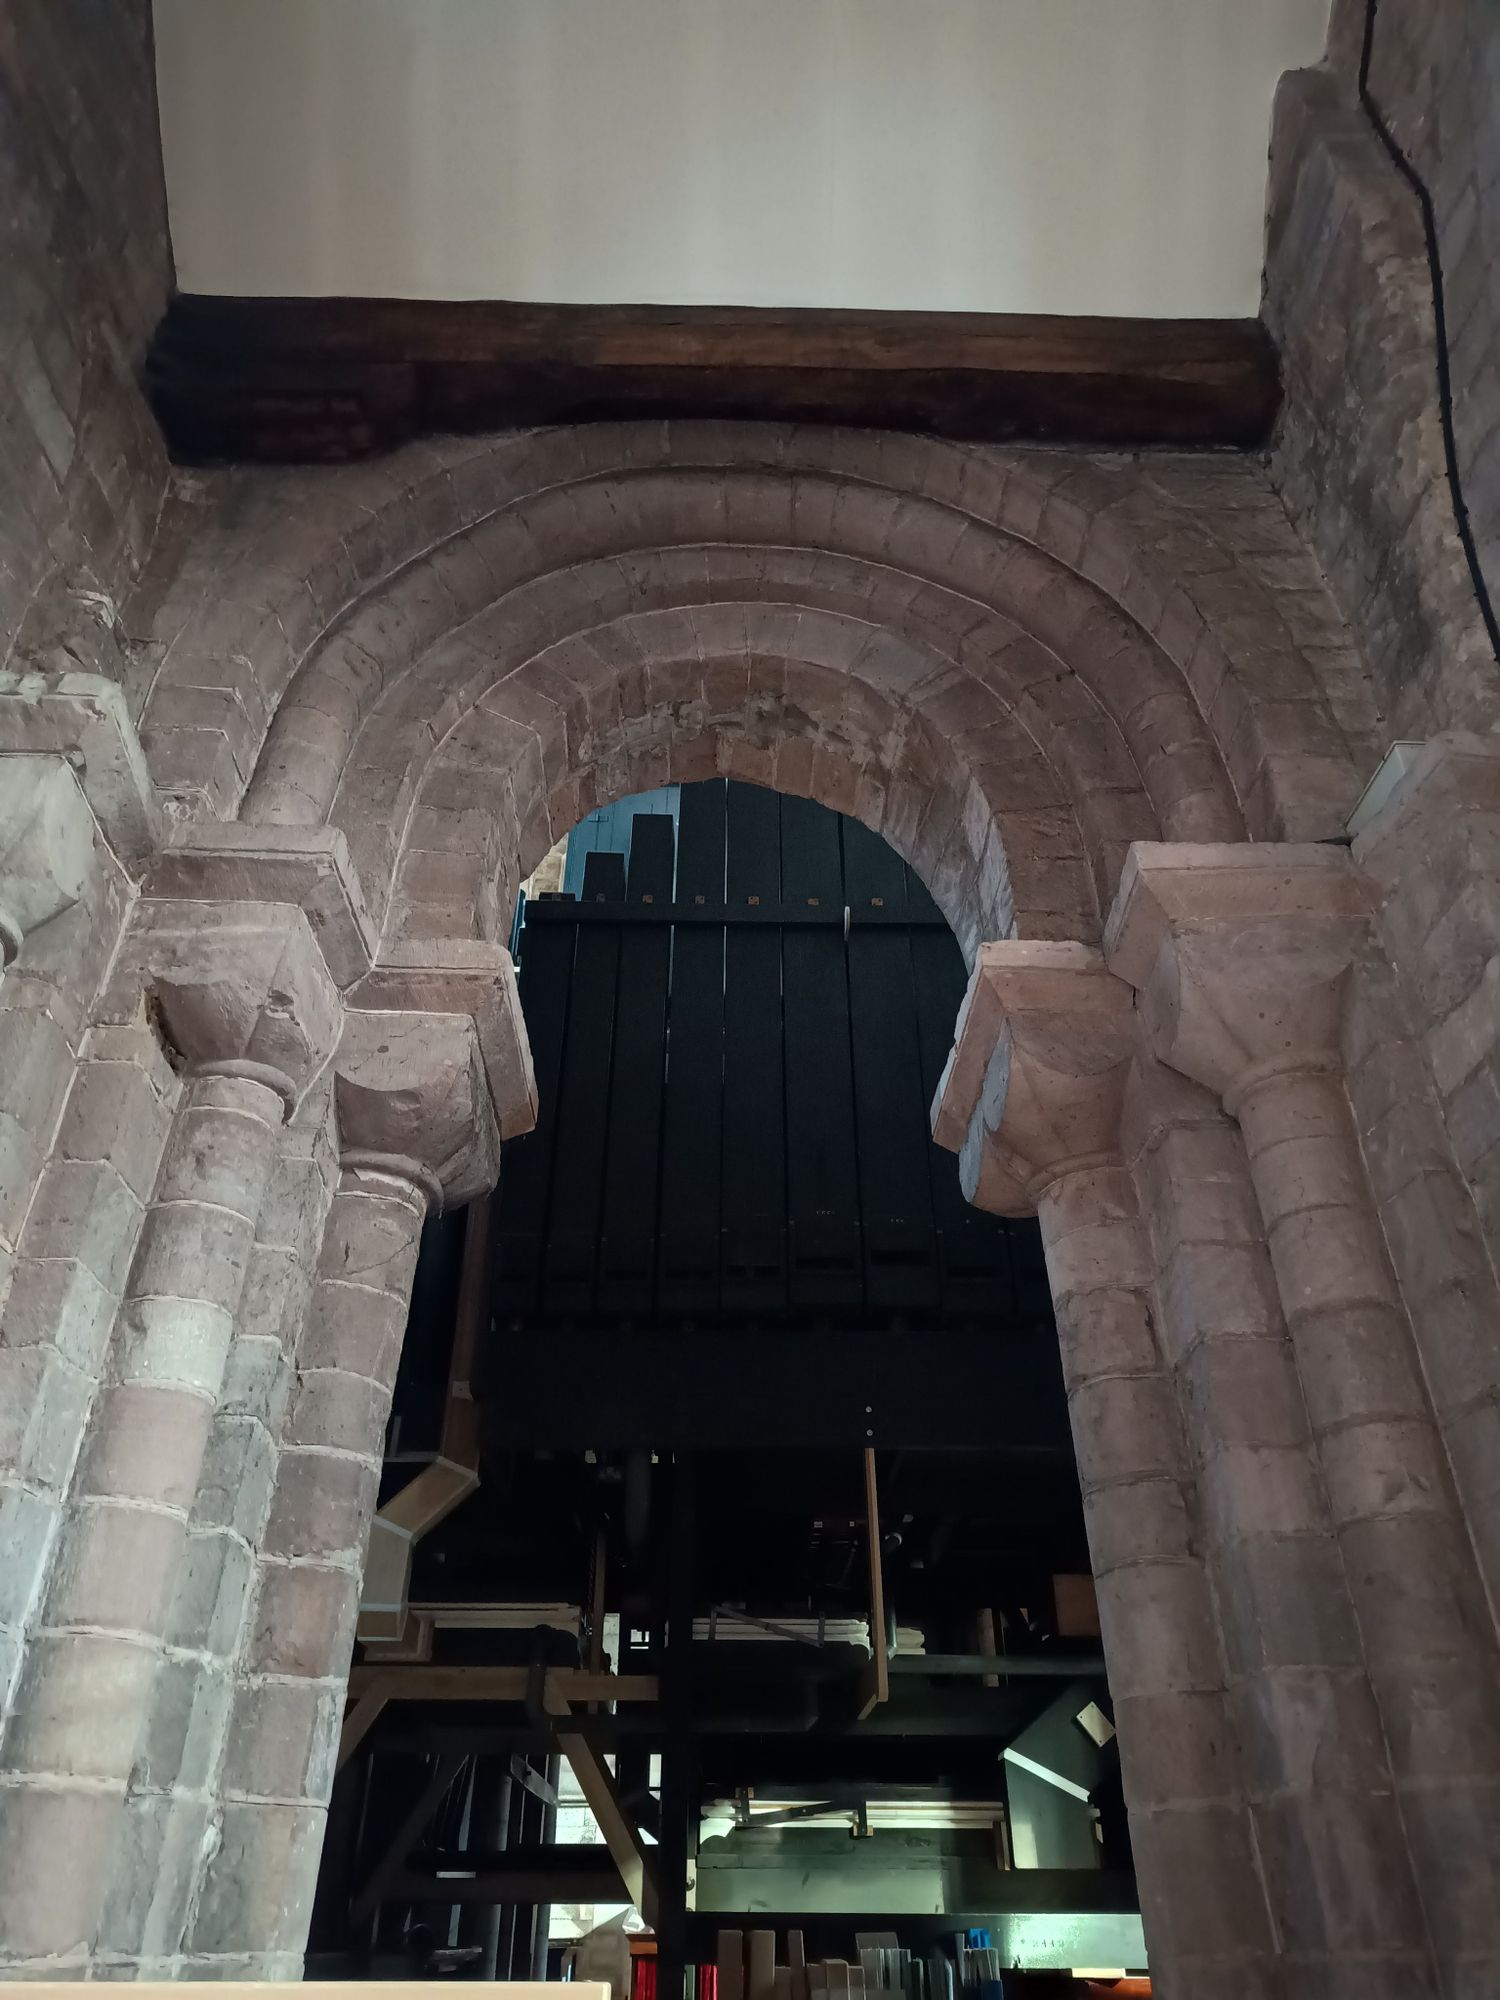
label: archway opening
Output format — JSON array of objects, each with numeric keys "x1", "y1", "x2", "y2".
[{"x1": 313, "y1": 780, "x2": 1144, "y2": 1990}]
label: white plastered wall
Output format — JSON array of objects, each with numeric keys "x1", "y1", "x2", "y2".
[{"x1": 154, "y1": 0, "x2": 1329, "y2": 317}]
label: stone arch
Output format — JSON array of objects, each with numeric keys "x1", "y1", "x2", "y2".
[{"x1": 143, "y1": 427, "x2": 1371, "y2": 939}]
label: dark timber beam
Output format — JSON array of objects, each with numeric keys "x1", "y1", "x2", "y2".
[{"x1": 147, "y1": 295, "x2": 1280, "y2": 462}]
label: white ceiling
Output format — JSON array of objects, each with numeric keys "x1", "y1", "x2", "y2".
[{"x1": 154, "y1": 0, "x2": 1329, "y2": 318}]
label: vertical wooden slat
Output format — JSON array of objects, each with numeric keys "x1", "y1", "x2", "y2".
[
  {"x1": 721, "y1": 783, "x2": 787, "y2": 1316},
  {"x1": 599, "y1": 815, "x2": 676, "y2": 1317},
  {"x1": 659, "y1": 780, "x2": 728, "y2": 1318},
  {"x1": 780, "y1": 793, "x2": 861, "y2": 1314},
  {"x1": 842, "y1": 820, "x2": 940, "y2": 1317},
  {"x1": 545, "y1": 851, "x2": 626, "y2": 1317}
]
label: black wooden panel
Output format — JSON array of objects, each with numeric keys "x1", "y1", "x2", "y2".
[
  {"x1": 598, "y1": 817, "x2": 676, "y2": 1315},
  {"x1": 658, "y1": 785, "x2": 727, "y2": 1317},
  {"x1": 492, "y1": 903, "x2": 576, "y2": 1326},
  {"x1": 842, "y1": 819, "x2": 940, "y2": 1314},
  {"x1": 543, "y1": 855, "x2": 625, "y2": 1316},
  {"x1": 674, "y1": 778, "x2": 727, "y2": 904},
  {"x1": 483, "y1": 1328, "x2": 1071, "y2": 1451},
  {"x1": 779, "y1": 793, "x2": 861, "y2": 1311},
  {"x1": 721, "y1": 784, "x2": 787, "y2": 1314}
]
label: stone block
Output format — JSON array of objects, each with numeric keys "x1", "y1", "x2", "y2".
[
  {"x1": 1292, "y1": 1301, "x2": 1431, "y2": 1434},
  {"x1": 1067, "y1": 1371, "x2": 1184, "y2": 1490},
  {"x1": 137, "y1": 1652, "x2": 235, "y2": 1794},
  {"x1": 1234, "y1": 1663, "x2": 1392, "y2": 1800},
  {"x1": 0, "y1": 1781, "x2": 120, "y2": 1959},
  {"x1": 1199, "y1": 1441, "x2": 1326, "y2": 1543},
  {"x1": 1082, "y1": 1473, "x2": 1198, "y2": 1578},
  {"x1": 42, "y1": 1496, "x2": 184, "y2": 1636},
  {"x1": 1340, "y1": 1510, "x2": 1495, "y2": 1670},
  {"x1": 1093, "y1": 1560, "x2": 1223, "y2": 1700},
  {"x1": 6, "y1": 1629, "x2": 157, "y2": 1781},
  {"x1": 286, "y1": 1368, "x2": 393, "y2": 1458},
  {"x1": 1129, "y1": 1801, "x2": 1274, "y2": 1960},
  {"x1": 0, "y1": 1482, "x2": 55, "y2": 1630},
  {"x1": 221, "y1": 1676, "x2": 342, "y2": 1805},
  {"x1": 295, "y1": 1281, "x2": 406, "y2": 1384},
  {"x1": 1180, "y1": 1333, "x2": 1310, "y2": 1453},
  {"x1": 95, "y1": 1785, "x2": 214, "y2": 1962},
  {"x1": 1371, "y1": 1652, "x2": 1500, "y2": 1784},
  {"x1": 188, "y1": 1799, "x2": 327, "y2": 1956},
  {"x1": 1217, "y1": 1530, "x2": 1364, "y2": 1677},
  {"x1": 246, "y1": 1561, "x2": 360, "y2": 1680},
  {"x1": 55, "y1": 1056, "x2": 175, "y2": 1200},
  {"x1": 1252, "y1": 1787, "x2": 1429, "y2": 1955},
  {"x1": 78, "y1": 1382, "x2": 214, "y2": 1511},
  {"x1": 130, "y1": 1199, "x2": 258, "y2": 1315},
  {"x1": 115, "y1": 1295, "x2": 235, "y2": 1400},
  {"x1": 19, "y1": 1156, "x2": 143, "y2": 1294},
  {"x1": 0, "y1": 1254, "x2": 115, "y2": 1367},
  {"x1": 167, "y1": 1525, "x2": 254, "y2": 1655},
  {"x1": 1317, "y1": 1414, "x2": 1452, "y2": 1527},
  {"x1": 193, "y1": 1410, "x2": 278, "y2": 1543},
  {"x1": 1112, "y1": 1686, "x2": 1239, "y2": 1811},
  {"x1": 263, "y1": 1447, "x2": 380, "y2": 1563}
]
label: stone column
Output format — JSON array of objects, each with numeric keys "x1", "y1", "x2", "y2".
[
  {"x1": 1109, "y1": 841, "x2": 1500, "y2": 2000},
  {"x1": 186, "y1": 1001, "x2": 511, "y2": 1973},
  {"x1": 0, "y1": 903, "x2": 340, "y2": 1973},
  {"x1": 0, "y1": 716, "x2": 157, "y2": 1726},
  {"x1": 937, "y1": 943, "x2": 1278, "y2": 2000}
]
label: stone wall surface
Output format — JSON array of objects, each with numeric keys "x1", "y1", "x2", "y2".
[
  {"x1": 1364, "y1": 0, "x2": 1500, "y2": 639},
  {"x1": 3, "y1": 3, "x2": 1500, "y2": 1987},
  {"x1": 0, "y1": 0, "x2": 175, "y2": 711},
  {"x1": 1266, "y1": 2, "x2": 1500, "y2": 742}
]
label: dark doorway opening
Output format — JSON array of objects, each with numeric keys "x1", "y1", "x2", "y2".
[{"x1": 312, "y1": 783, "x2": 1143, "y2": 1992}]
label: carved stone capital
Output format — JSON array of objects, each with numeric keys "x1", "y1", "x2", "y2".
[
  {"x1": 148, "y1": 822, "x2": 378, "y2": 992},
  {"x1": 334, "y1": 1008, "x2": 499, "y2": 1210},
  {"x1": 932, "y1": 941, "x2": 1137, "y2": 1215},
  {"x1": 349, "y1": 938, "x2": 537, "y2": 1144},
  {"x1": 0, "y1": 755, "x2": 96, "y2": 967},
  {"x1": 100, "y1": 899, "x2": 343, "y2": 1115},
  {"x1": 1104, "y1": 841, "x2": 1373, "y2": 1104}
]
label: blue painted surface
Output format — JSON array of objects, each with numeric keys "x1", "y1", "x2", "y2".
[{"x1": 560, "y1": 785, "x2": 681, "y2": 897}]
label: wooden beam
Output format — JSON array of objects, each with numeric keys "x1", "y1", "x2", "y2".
[
  {"x1": 856, "y1": 1448, "x2": 889, "y2": 1722},
  {"x1": 543, "y1": 1683, "x2": 657, "y2": 1922},
  {"x1": 349, "y1": 1752, "x2": 468, "y2": 1928},
  {"x1": 337, "y1": 1677, "x2": 395, "y2": 1770},
  {"x1": 345, "y1": 1664, "x2": 659, "y2": 1705},
  {"x1": 148, "y1": 295, "x2": 1280, "y2": 463}
]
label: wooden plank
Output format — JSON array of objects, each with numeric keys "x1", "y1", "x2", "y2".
[
  {"x1": 856, "y1": 1449, "x2": 889, "y2": 1721},
  {"x1": 718, "y1": 1930, "x2": 746, "y2": 2000},
  {"x1": 842, "y1": 819, "x2": 939, "y2": 1317},
  {"x1": 747, "y1": 1929, "x2": 777, "y2": 2000},
  {"x1": 779, "y1": 794, "x2": 861, "y2": 1313},
  {"x1": 337, "y1": 1680, "x2": 393, "y2": 1770},
  {"x1": 544, "y1": 851, "x2": 625, "y2": 1317},
  {"x1": 658, "y1": 781, "x2": 728, "y2": 1316},
  {"x1": 149, "y1": 296, "x2": 1281, "y2": 463},
  {"x1": 349, "y1": 1751, "x2": 468, "y2": 1927},
  {"x1": 721, "y1": 783, "x2": 787, "y2": 1315},
  {"x1": 543, "y1": 1682, "x2": 657, "y2": 1921},
  {"x1": 346, "y1": 1665, "x2": 660, "y2": 1703},
  {"x1": 598, "y1": 814, "x2": 676, "y2": 1316}
]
